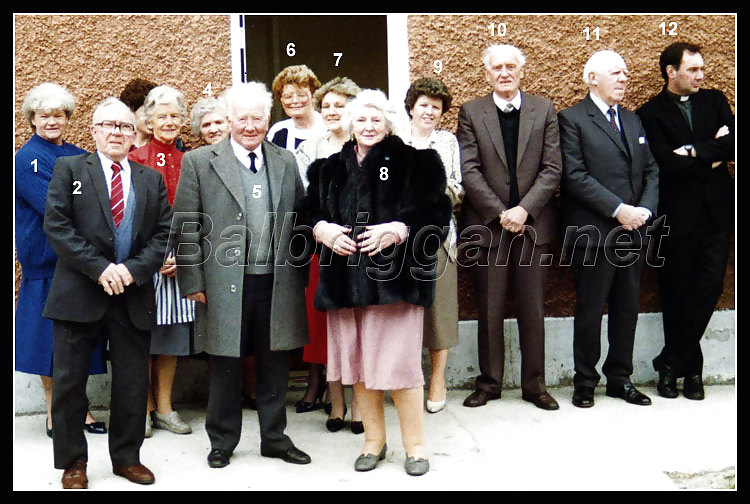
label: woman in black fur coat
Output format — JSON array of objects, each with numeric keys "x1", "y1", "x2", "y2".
[{"x1": 304, "y1": 89, "x2": 452, "y2": 476}]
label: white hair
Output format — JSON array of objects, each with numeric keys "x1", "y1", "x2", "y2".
[
  {"x1": 190, "y1": 96, "x2": 229, "y2": 135},
  {"x1": 143, "y1": 85, "x2": 188, "y2": 123},
  {"x1": 91, "y1": 97, "x2": 136, "y2": 125},
  {"x1": 22, "y1": 82, "x2": 77, "y2": 127},
  {"x1": 221, "y1": 81, "x2": 273, "y2": 120},
  {"x1": 482, "y1": 44, "x2": 526, "y2": 70},
  {"x1": 341, "y1": 88, "x2": 407, "y2": 138},
  {"x1": 583, "y1": 50, "x2": 627, "y2": 85}
]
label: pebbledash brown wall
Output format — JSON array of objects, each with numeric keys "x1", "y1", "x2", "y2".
[
  {"x1": 14, "y1": 14, "x2": 735, "y2": 320},
  {"x1": 407, "y1": 14, "x2": 735, "y2": 320}
]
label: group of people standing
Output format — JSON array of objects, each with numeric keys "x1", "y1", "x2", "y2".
[{"x1": 14, "y1": 40, "x2": 733, "y2": 489}]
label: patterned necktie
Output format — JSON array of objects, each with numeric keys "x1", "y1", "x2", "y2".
[
  {"x1": 249, "y1": 152, "x2": 257, "y2": 173},
  {"x1": 504, "y1": 104, "x2": 515, "y2": 113},
  {"x1": 608, "y1": 107, "x2": 619, "y2": 131},
  {"x1": 110, "y1": 161, "x2": 124, "y2": 227}
]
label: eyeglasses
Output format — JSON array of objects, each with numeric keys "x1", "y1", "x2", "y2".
[
  {"x1": 281, "y1": 91, "x2": 311, "y2": 103},
  {"x1": 94, "y1": 121, "x2": 136, "y2": 135}
]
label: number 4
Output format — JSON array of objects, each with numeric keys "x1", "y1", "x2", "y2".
[{"x1": 202, "y1": 83, "x2": 213, "y2": 96}]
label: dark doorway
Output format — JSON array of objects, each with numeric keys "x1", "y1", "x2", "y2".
[{"x1": 243, "y1": 15, "x2": 389, "y2": 123}]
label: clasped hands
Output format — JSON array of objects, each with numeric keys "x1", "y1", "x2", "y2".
[
  {"x1": 499, "y1": 206, "x2": 528, "y2": 234},
  {"x1": 615, "y1": 204, "x2": 651, "y2": 231},
  {"x1": 673, "y1": 125, "x2": 729, "y2": 169},
  {"x1": 313, "y1": 220, "x2": 407, "y2": 257},
  {"x1": 98, "y1": 263, "x2": 133, "y2": 296}
]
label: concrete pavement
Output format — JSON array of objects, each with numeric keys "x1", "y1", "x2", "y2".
[{"x1": 13, "y1": 385, "x2": 736, "y2": 491}]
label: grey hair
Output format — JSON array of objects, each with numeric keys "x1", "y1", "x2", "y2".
[
  {"x1": 22, "y1": 82, "x2": 77, "y2": 128},
  {"x1": 190, "y1": 96, "x2": 229, "y2": 136},
  {"x1": 91, "y1": 97, "x2": 136, "y2": 125},
  {"x1": 143, "y1": 85, "x2": 188, "y2": 123},
  {"x1": 221, "y1": 81, "x2": 274, "y2": 120},
  {"x1": 583, "y1": 50, "x2": 627, "y2": 85},
  {"x1": 482, "y1": 44, "x2": 526, "y2": 70},
  {"x1": 341, "y1": 89, "x2": 401, "y2": 137},
  {"x1": 313, "y1": 77, "x2": 362, "y2": 110}
]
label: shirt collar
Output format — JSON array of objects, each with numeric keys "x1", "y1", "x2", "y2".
[
  {"x1": 97, "y1": 151, "x2": 131, "y2": 173},
  {"x1": 589, "y1": 91, "x2": 619, "y2": 117},
  {"x1": 492, "y1": 91, "x2": 522, "y2": 111},
  {"x1": 230, "y1": 137, "x2": 264, "y2": 169}
]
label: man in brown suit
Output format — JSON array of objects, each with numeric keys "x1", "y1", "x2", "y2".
[{"x1": 457, "y1": 44, "x2": 562, "y2": 410}]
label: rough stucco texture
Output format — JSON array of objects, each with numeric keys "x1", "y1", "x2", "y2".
[
  {"x1": 407, "y1": 14, "x2": 735, "y2": 319},
  {"x1": 14, "y1": 14, "x2": 233, "y2": 302}
]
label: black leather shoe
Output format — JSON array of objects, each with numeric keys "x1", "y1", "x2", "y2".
[
  {"x1": 207, "y1": 448, "x2": 231, "y2": 468},
  {"x1": 326, "y1": 406, "x2": 347, "y2": 432},
  {"x1": 522, "y1": 391, "x2": 560, "y2": 410},
  {"x1": 656, "y1": 367, "x2": 679, "y2": 398},
  {"x1": 605, "y1": 383, "x2": 652, "y2": 405},
  {"x1": 572, "y1": 386, "x2": 595, "y2": 408},
  {"x1": 262, "y1": 446, "x2": 311, "y2": 465},
  {"x1": 462, "y1": 389, "x2": 501, "y2": 408},
  {"x1": 46, "y1": 417, "x2": 53, "y2": 439},
  {"x1": 350, "y1": 421, "x2": 364, "y2": 435},
  {"x1": 683, "y1": 375, "x2": 705, "y2": 400}
]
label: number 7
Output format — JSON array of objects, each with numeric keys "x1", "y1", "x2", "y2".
[{"x1": 333, "y1": 52, "x2": 343, "y2": 67}]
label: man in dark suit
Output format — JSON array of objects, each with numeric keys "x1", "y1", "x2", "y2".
[
  {"x1": 43, "y1": 97, "x2": 173, "y2": 488},
  {"x1": 636, "y1": 42, "x2": 734, "y2": 400},
  {"x1": 457, "y1": 44, "x2": 562, "y2": 411},
  {"x1": 558, "y1": 50, "x2": 659, "y2": 408},
  {"x1": 171, "y1": 81, "x2": 311, "y2": 469}
]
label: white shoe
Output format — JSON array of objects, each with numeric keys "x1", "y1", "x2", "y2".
[
  {"x1": 145, "y1": 414, "x2": 153, "y2": 438},
  {"x1": 426, "y1": 398, "x2": 446, "y2": 413}
]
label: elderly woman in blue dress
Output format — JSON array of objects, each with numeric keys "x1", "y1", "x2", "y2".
[
  {"x1": 15, "y1": 82, "x2": 107, "y2": 437},
  {"x1": 403, "y1": 77, "x2": 464, "y2": 414}
]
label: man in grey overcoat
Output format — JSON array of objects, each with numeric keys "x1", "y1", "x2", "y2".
[{"x1": 171, "y1": 81, "x2": 311, "y2": 468}]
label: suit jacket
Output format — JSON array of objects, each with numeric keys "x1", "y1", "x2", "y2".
[
  {"x1": 172, "y1": 137, "x2": 309, "y2": 356},
  {"x1": 457, "y1": 91, "x2": 562, "y2": 248},
  {"x1": 42, "y1": 152, "x2": 173, "y2": 330},
  {"x1": 636, "y1": 87, "x2": 734, "y2": 237},
  {"x1": 558, "y1": 94, "x2": 659, "y2": 249}
]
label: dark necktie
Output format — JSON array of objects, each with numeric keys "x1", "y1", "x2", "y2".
[
  {"x1": 249, "y1": 152, "x2": 257, "y2": 173},
  {"x1": 608, "y1": 107, "x2": 619, "y2": 132},
  {"x1": 110, "y1": 161, "x2": 124, "y2": 227}
]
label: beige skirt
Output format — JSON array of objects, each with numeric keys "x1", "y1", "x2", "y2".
[{"x1": 423, "y1": 247, "x2": 459, "y2": 350}]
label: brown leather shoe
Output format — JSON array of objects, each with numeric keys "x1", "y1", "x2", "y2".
[
  {"x1": 113, "y1": 463, "x2": 155, "y2": 485},
  {"x1": 62, "y1": 459, "x2": 88, "y2": 489},
  {"x1": 463, "y1": 389, "x2": 501, "y2": 407},
  {"x1": 522, "y1": 391, "x2": 560, "y2": 410}
]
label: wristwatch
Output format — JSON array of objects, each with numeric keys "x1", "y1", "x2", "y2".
[{"x1": 685, "y1": 144, "x2": 694, "y2": 157}]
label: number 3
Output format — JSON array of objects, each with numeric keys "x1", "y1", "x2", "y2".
[{"x1": 156, "y1": 152, "x2": 166, "y2": 167}]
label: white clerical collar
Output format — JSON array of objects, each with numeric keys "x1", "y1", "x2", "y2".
[{"x1": 492, "y1": 91, "x2": 522, "y2": 112}]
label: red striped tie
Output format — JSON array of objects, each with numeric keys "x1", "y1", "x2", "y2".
[{"x1": 110, "y1": 161, "x2": 124, "y2": 227}]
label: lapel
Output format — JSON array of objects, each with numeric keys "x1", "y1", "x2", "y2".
[
  {"x1": 86, "y1": 152, "x2": 117, "y2": 233},
  {"x1": 210, "y1": 137, "x2": 246, "y2": 213},
  {"x1": 517, "y1": 91, "x2": 536, "y2": 164},
  {"x1": 480, "y1": 94, "x2": 509, "y2": 170},
  {"x1": 584, "y1": 94, "x2": 629, "y2": 158},
  {"x1": 262, "y1": 141, "x2": 285, "y2": 212}
]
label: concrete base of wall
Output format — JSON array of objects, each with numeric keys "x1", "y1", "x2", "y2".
[{"x1": 14, "y1": 310, "x2": 735, "y2": 415}]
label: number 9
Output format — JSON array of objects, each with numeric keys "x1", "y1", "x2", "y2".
[{"x1": 433, "y1": 60, "x2": 443, "y2": 74}]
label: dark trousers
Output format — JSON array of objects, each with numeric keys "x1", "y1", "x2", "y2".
[
  {"x1": 205, "y1": 274, "x2": 292, "y2": 455},
  {"x1": 570, "y1": 246, "x2": 646, "y2": 388},
  {"x1": 655, "y1": 228, "x2": 731, "y2": 377},
  {"x1": 472, "y1": 234, "x2": 549, "y2": 396},
  {"x1": 52, "y1": 296, "x2": 150, "y2": 470}
]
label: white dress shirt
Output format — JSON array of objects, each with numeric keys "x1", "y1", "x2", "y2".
[
  {"x1": 492, "y1": 90, "x2": 523, "y2": 112},
  {"x1": 230, "y1": 137, "x2": 264, "y2": 170},
  {"x1": 98, "y1": 152, "x2": 131, "y2": 209}
]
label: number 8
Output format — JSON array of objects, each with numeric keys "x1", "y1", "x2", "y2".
[{"x1": 379, "y1": 167, "x2": 389, "y2": 181}]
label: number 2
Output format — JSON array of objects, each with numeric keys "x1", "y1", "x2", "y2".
[{"x1": 72, "y1": 180, "x2": 82, "y2": 194}]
